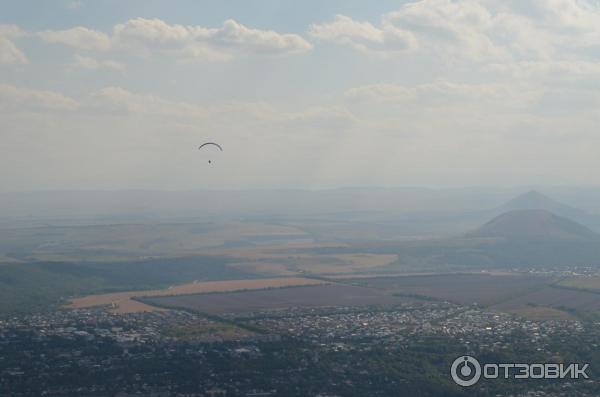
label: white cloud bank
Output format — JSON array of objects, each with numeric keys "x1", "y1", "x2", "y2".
[
  {"x1": 38, "y1": 18, "x2": 312, "y2": 61},
  {"x1": 310, "y1": 0, "x2": 600, "y2": 62},
  {"x1": 309, "y1": 14, "x2": 416, "y2": 55}
]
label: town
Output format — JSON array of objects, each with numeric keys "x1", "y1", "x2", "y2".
[{"x1": 1, "y1": 302, "x2": 598, "y2": 396}]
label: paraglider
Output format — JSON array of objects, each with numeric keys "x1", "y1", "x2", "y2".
[{"x1": 198, "y1": 142, "x2": 223, "y2": 164}]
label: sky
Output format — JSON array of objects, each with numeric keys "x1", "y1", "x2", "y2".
[{"x1": 1, "y1": 0, "x2": 600, "y2": 191}]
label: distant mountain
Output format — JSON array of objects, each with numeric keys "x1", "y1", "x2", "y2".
[
  {"x1": 499, "y1": 190, "x2": 588, "y2": 221},
  {"x1": 467, "y1": 209, "x2": 598, "y2": 241}
]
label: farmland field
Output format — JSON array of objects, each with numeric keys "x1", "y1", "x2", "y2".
[
  {"x1": 293, "y1": 253, "x2": 398, "y2": 274},
  {"x1": 331, "y1": 273, "x2": 600, "y2": 320},
  {"x1": 142, "y1": 284, "x2": 415, "y2": 314},
  {"x1": 210, "y1": 247, "x2": 397, "y2": 276},
  {"x1": 68, "y1": 277, "x2": 327, "y2": 313},
  {"x1": 339, "y1": 273, "x2": 552, "y2": 306},
  {"x1": 492, "y1": 285, "x2": 600, "y2": 313},
  {"x1": 227, "y1": 262, "x2": 298, "y2": 277},
  {"x1": 556, "y1": 276, "x2": 600, "y2": 293}
]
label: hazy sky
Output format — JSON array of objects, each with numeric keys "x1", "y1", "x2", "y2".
[{"x1": 2, "y1": 0, "x2": 600, "y2": 191}]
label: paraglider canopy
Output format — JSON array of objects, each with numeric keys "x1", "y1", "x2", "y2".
[
  {"x1": 198, "y1": 142, "x2": 223, "y2": 164},
  {"x1": 198, "y1": 142, "x2": 223, "y2": 151}
]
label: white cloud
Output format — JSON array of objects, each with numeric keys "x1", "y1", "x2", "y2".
[
  {"x1": 213, "y1": 19, "x2": 313, "y2": 54},
  {"x1": 0, "y1": 37, "x2": 27, "y2": 65},
  {"x1": 0, "y1": 84, "x2": 79, "y2": 111},
  {"x1": 111, "y1": 18, "x2": 228, "y2": 61},
  {"x1": 310, "y1": 1, "x2": 507, "y2": 61},
  {"x1": 0, "y1": 24, "x2": 25, "y2": 38},
  {"x1": 0, "y1": 25, "x2": 27, "y2": 65},
  {"x1": 37, "y1": 18, "x2": 311, "y2": 61},
  {"x1": 385, "y1": 0, "x2": 508, "y2": 61},
  {"x1": 310, "y1": 0, "x2": 600, "y2": 62},
  {"x1": 113, "y1": 18, "x2": 192, "y2": 47},
  {"x1": 309, "y1": 14, "x2": 416, "y2": 55},
  {"x1": 72, "y1": 55, "x2": 125, "y2": 72},
  {"x1": 112, "y1": 17, "x2": 312, "y2": 60},
  {"x1": 2, "y1": 18, "x2": 312, "y2": 70},
  {"x1": 38, "y1": 26, "x2": 111, "y2": 51}
]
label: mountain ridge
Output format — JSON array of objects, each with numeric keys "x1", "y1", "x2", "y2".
[{"x1": 498, "y1": 190, "x2": 588, "y2": 221}]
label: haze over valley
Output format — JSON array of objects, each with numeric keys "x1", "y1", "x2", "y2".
[{"x1": 2, "y1": 187, "x2": 600, "y2": 317}]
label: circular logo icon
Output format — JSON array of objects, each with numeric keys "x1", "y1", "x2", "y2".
[{"x1": 451, "y1": 355, "x2": 481, "y2": 387}]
